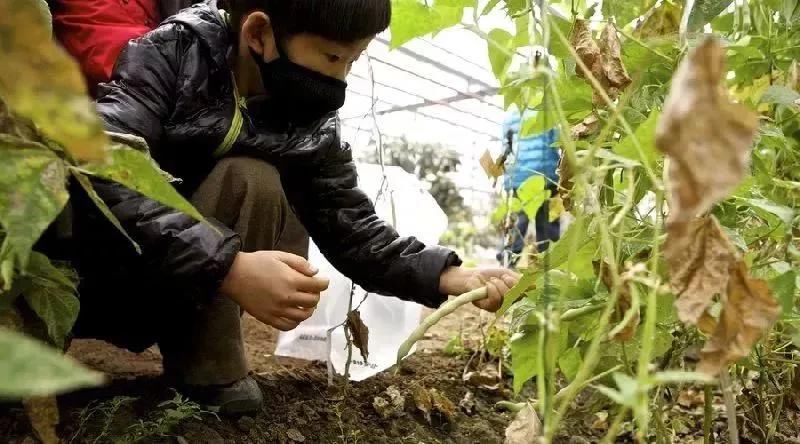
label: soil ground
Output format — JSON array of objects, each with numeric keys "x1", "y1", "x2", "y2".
[
  {"x1": 1, "y1": 306, "x2": 522, "y2": 444},
  {"x1": 3, "y1": 305, "x2": 799, "y2": 443}
]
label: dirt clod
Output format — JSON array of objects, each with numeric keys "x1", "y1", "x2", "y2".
[
  {"x1": 286, "y1": 428, "x2": 305, "y2": 442},
  {"x1": 237, "y1": 416, "x2": 255, "y2": 432},
  {"x1": 460, "y1": 390, "x2": 476, "y2": 415}
]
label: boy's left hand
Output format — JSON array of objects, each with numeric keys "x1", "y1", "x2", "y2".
[{"x1": 439, "y1": 266, "x2": 521, "y2": 312}]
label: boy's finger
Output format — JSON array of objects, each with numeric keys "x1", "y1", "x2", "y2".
[
  {"x1": 296, "y1": 275, "x2": 330, "y2": 293},
  {"x1": 281, "y1": 307, "x2": 315, "y2": 323},
  {"x1": 491, "y1": 277, "x2": 510, "y2": 296},
  {"x1": 290, "y1": 291, "x2": 321, "y2": 308},
  {"x1": 277, "y1": 252, "x2": 318, "y2": 276},
  {"x1": 268, "y1": 317, "x2": 299, "y2": 332}
]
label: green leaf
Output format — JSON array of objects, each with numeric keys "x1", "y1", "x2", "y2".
[
  {"x1": 78, "y1": 146, "x2": 204, "y2": 223},
  {"x1": 69, "y1": 169, "x2": 141, "y2": 254},
  {"x1": 487, "y1": 29, "x2": 514, "y2": 81},
  {"x1": 481, "y1": 0, "x2": 502, "y2": 15},
  {"x1": 511, "y1": 329, "x2": 540, "y2": 393},
  {"x1": 390, "y1": 0, "x2": 464, "y2": 48},
  {"x1": 594, "y1": 385, "x2": 626, "y2": 405},
  {"x1": 743, "y1": 198, "x2": 795, "y2": 226},
  {"x1": 611, "y1": 372, "x2": 639, "y2": 407},
  {"x1": 686, "y1": 0, "x2": 735, "y2": 31},
  {"x1": 0, "y1": 327, "x2": 103, "y2": 398},
  {"x1": 499, "y1": 272, "x2": 537, "y2": 316},
  {"x1": 547, "y1": 215, "x2": 598, "y2": 277},
  {"x1": 558, "y1": 347, "x2": 582, "y2": 382},
  {"x1": 549, "y1": 14, "x2": 574, "y2": 60},
  {"x1": 613, "y1": 110, "x2": 661, "y2": 170},
  {"x1": 0, "y1": 2, "x2": 106, "y2": 162},
  {"x1": 21, "y1": 253, "x2": 79, "y2": 348},
  {"x1": 0, "y1": 145, "x2": 68, "y2": 286},
  {"x1": 759, "y1": 85, "x2": 800, "y2": 105},
  {"x1": 517, "y1": 176, "x2": 548, "y2": 220},
  {"x1": 603, "y1": 0, "x2": 657, "y2": 27},
  {"x1": 771, "y1": 270, "x2": 797, "y2": 317}
]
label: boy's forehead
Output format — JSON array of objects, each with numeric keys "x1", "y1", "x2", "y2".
[{"x1": 308, "y1": 34, "x2": 374, "y2": 52}]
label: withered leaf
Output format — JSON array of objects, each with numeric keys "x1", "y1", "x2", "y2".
[
  {"x1": 429, "y1": 389, "x2": 457, "y2": 422},
  {"x1": 656, "y1": 38, "x2": 758, "y2": 227},
  {"x1": 410, "y1": 382, "x2": 433, "y2": 424},
  {"x1": 346, "y1": 309, "x2": 369, "y2": 362},
  {"x1": 570, "y1": 114, "x2": 600, "y2": 139},
  {"x1": 666, "y1": 216, "x2": 739, "y2": 326},
  {"x1": 597, "y1": 24, "x2": 632, "y2": 103},
  {"x1": 480, "y1": 150, "x2": 504, "y2": 179},
  {"x1": 504, "y1": 404, "x2": 541, "y2": 444},
  {"x1": 597, "y1": 261, "x2": 639, "y2": 342},
  {"x1": 698, "y1": 262, "x2": 780, "y2": 376},
  {"x1": 0, "y1": 1, "x2": 107, "y2": 161},
  {"x1": 570, "y1": 19, "x2": 603, "y2": 84},
  {"x1": 570, "y1": 21, "x2": 632, "y2": 105},
  {"x1": 24, "y1": 396, "x2": 59, "y2": 444},
  {"x1": 635, "y1": 1, "x2": 681, "y2": 38},
  {"x1": 557, "y1": 155, "x2": 575, "y2": 211}
]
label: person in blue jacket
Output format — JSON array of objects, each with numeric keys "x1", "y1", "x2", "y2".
[{"x1": 498, "y1": 109, "x2": 561, "y2": 265}]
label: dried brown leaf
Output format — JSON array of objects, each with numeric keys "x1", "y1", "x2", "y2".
[
  {"x1": 480, "y1": 150, "x2": 504, "y2": 178},
  {"x1": 598, "y1": 24, "x2": 632, "y2": 102},
  {"x1": 657, "y1": 38, "x2": 758, "y2": 227},
  {"x1": 372, "y1": 385, "x2": 405, "y2": 419},
  {"x1": 635, "y1": 1, "x2": 681, "y2": 38},
  {"x1": 570, "y1": 19, "x2": 604, "y2": 83},
  {"x1": 346, "y1": 309, "x2": 369, "y2": 361},
  {"x1": 24, "y1": 396, "x2": 59, "y2": 444},
  {"x1": 504, "y1": 404, "x2": 541, "y2": 444},
  {"x1": 570, "y1": 114, "x2": 600, "y2": 139},
  {"x1": 698, "y1": 262, "x2": 780, "y2": 375},
  {"x1": 429, "y1": 388, "x2": 457, "y2": 422},
  {"x1": 410, "y1": 382, "x2": 433, "y2": 423},
  {"x1": 570, "y1": 21, "x2": 633, "y2": 105},
  {"x1": 557, "y1": 155, "x2": 575, "y2": 211},
  {"x1": 666, "y1": 216, "x2": 739, "y2": 325},
  {"x1": 597, "y1": 261, "x2": 640, "y2": 342}
]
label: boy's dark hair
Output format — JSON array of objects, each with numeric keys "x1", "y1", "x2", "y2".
[{"x1": 224, "y1": 0, "x2": 391, "y2": 42}]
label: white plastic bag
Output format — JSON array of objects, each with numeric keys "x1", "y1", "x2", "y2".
[{"x1": 274, "y1": 163, "x2": 449, "y2": 381}]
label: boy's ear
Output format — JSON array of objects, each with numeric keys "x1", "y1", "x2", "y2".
[{"x1": 241, "y1": 11, "x2": 278, "y2": 61}]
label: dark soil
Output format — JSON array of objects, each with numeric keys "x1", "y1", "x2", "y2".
[{"x1": 0, "y1": 310, "x2": 520, "y2": 444}]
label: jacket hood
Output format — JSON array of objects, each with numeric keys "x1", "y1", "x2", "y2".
[{"x1": 164, "y1": 0, "x2": 232, "y2": 69}]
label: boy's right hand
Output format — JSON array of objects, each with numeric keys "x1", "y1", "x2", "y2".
[{"x1": 220, "y1": 251, "x2": 329, "y2": 331}]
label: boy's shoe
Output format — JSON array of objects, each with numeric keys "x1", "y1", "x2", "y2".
[{"x1": 174, "y1": 376, "x2": 263, "y2": 416}]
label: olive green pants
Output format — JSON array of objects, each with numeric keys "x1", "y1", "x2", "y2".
[{"x1": 159, "y1": 157, "x2": 309, "y2": 386}]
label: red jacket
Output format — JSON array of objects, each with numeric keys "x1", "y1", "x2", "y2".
[{"x1": 53, "y1": 0, "x2": 160, "y2": 94}]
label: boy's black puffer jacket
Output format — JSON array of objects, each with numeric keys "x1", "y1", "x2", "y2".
[{"x1": 89, "y1": 0, "x2": 460, "y2": 308}]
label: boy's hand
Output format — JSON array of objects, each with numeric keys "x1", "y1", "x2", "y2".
[
  {"x1": 220, "y1": 251, "x2": 329, "y2": 331},
  {"x1": 438, "y1": 266, "x2": 521, "y2": 312}
]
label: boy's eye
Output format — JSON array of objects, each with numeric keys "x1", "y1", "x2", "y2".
[{"x1": 326, "y1": 54, "x2": 342, "y2": 63}]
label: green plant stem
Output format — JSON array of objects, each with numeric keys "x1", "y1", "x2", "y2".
[
  {"x1": 601, "y1": 407, "x2": 629, "y2": 444},
  {"x1": 704, "y1": 385, "x2": 713, "y2": 444},
  {"x1": 720, "y1": 370, "x2": 740, "y2": 444},
  {"x1": 545, "y1": 222, "x2": 622, "y2": 441},
  {"x1": 395, "y1": 287, "x2": 487, "y2": 366}
]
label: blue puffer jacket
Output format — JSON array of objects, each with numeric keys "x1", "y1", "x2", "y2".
[{"x1": 503, "y1": 110, "x2": 560, "y2": 190}]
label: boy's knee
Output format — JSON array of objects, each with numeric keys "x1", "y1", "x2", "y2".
[{"x1": 213, "y1": 156, "x2": 286, "y2": 205}]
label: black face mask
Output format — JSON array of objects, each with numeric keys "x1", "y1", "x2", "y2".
[{"x1": 250, "y1": 44, "x2": 347, "y2": 125}]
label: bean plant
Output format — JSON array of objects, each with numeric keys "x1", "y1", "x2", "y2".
[{"x1": 392, "y1": 0, "x2": 799, "y2": 441}]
